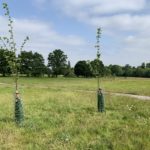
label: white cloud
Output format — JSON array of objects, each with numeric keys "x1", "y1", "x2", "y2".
[
  {"x1": 45, "y1": 0, "x2": 149, "y2": 34},
  {"x1": 0, "y1": 16, "x2": 87, "y2": 65},
  {"x1": 43, "y1": 0, "x2": 150, "y2": 39},
  {"x1": 53, "y1": 0, "x2": 146, "y2": 15},
  {"x1": 88, "y1": 14, "x2": 150, "y2": 32},
  {"x1": 1, "y1": 0, "x2": 149, "y2": 66},
  {"x1": 124, "y1": 35, "x2": 150, "y2": 53},
  {"x1": 50, "y1": 0, "x2": 149, "y2": 66}
]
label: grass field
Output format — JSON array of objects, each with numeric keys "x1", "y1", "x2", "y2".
[
  {"x1": 0, "y1": 77, "x2": 150, "y2": 96},
  {"x1": 0, "y1": 77, "x2": 150, "y2": 149}
]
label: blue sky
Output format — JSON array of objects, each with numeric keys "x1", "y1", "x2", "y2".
[{"x1": 0, "y1": 0, "x2": 150, "y2": 66}]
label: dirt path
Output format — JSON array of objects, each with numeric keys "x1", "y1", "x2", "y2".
[
  {"x1": 75, "y1": 90, "x2": 150, "y2": 101},
  {"x1": 105, "y1": 92, "x2": 150, "y2": 100},
  {"x1": 70, "y1": 89, "x2": 150, "y2": 101}
]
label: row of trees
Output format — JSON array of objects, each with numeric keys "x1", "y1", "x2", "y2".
[
  {"x1": 0, "y1": 48, "x2": 73, "y2": 77},
  {"x1": 0, "y1": 48, "x2": 150, "y2": 78},
  {"x1": 74, "y1": 61, "x2": 150, "y2": 78},
  {"x1": 108, "y1": 63, "x2": 150, "y2": 77}
]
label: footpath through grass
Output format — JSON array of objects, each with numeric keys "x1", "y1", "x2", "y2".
[{"x1": 0, "y1": 77, "x2": 150, "y2": 149}]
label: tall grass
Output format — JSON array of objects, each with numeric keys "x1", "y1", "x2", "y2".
[
  {"x1": 0, "y1": 77, "x2": 150, "y2": 149},
  {"x1": 0, "y1": 77, "x2": 149, "y2": 95}
]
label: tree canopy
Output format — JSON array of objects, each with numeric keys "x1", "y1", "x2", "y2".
[
  {"x1": 74, "y1": 60, "x2": 93, "y2": 77},
  {"x1": 90, "y1": 59, "x2": 105, "y2": 77},
  {"x1": 0, "y1": 49, "x2": 12, "y2": 76},
  {"x1": 48, "y1": 49, "x2": 67, "y2": 77},
  {"x1": 0, "y1": 49, "x2": 150, "y2": 78},
  {"x1": 19, "y1": 51, "x2": 45, "y2": 77}
]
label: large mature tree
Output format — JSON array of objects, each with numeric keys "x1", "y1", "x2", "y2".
[
  {"x1": 48, "y1": 49, "x2": 67, "y2": 77},
  {"x1": 74, "y1": 60, "x2": 92, "y2": 77},
  {"x1": 145, "y1": 68, "x2": 150, "y2": 77},
  {"x1": 0, "y1": 49, "x2": 12, "y2": 76},
  {"x1": 104, "y1": 67, "x2": 112, "y2": 76},
  {"x1": 19, "y1": 51, "x2": 46, "y2": 77},
  {"x1": 134, "y1": 68, "x2": 144, "y2": 77},
  {"x1": 90, "y1": 59, "x2": 105, "y2": 77},
  {"x1": 109, "y1": 65, "x2": 123, "y2": 76},
  {"x1": 146, "y1": 63, "x2": 150, "y2": 68},
  {"x1": 19, "y1": 51, "x2": 33, "y2": 77},
  {"x1": 31, "y1": 52, "x2": 45, "y2": 77},
  {"x1": 123, "y1": 64, "x2": 133, "y2": 77},
  {"x1": 140, "y1": 62, "x2": 146, "y2": 69},
  {"x1": 45, "y1": 66, "x2": 52, "y2": 77}
]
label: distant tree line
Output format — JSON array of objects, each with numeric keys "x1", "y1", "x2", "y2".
[
  {"x1": 0, "y1": 48, "x2": 73, "y2": 77},
  {"x1": 0, "y1": 48, "x2": 150, "y2": 78},
  {"x1": 107, "y1": 63, "x2": 150, "y2": 78},
  {"x1": 74, "y1": 61, "x2": 150, "y2": 78}
]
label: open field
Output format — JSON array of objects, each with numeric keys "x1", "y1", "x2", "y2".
[
  {"x1": 0, "y1": 77, "x2": 150, "y2": 149},
  {"x1": 0, "y1": 77, "x2": 150, "y2": 96}
]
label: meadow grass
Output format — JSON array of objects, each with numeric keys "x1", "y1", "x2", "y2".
[
  {"x1": 0, "y1": 77, "x2": 150, "y2": 149},
  {"x1": 0, "y1": 77, "x2": 149, "y2": 96}
]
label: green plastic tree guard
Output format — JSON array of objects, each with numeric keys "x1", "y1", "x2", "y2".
[
  {"x1": 97, "y1": 88, "x2": 105, "y2": 112},
  {"x1": 15, "y1": 91, "x2": 24, "y2": 124}
]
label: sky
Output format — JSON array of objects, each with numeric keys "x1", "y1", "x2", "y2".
[{"x1": 0, "y1": 0, "x2": 150, "y2": 67}]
